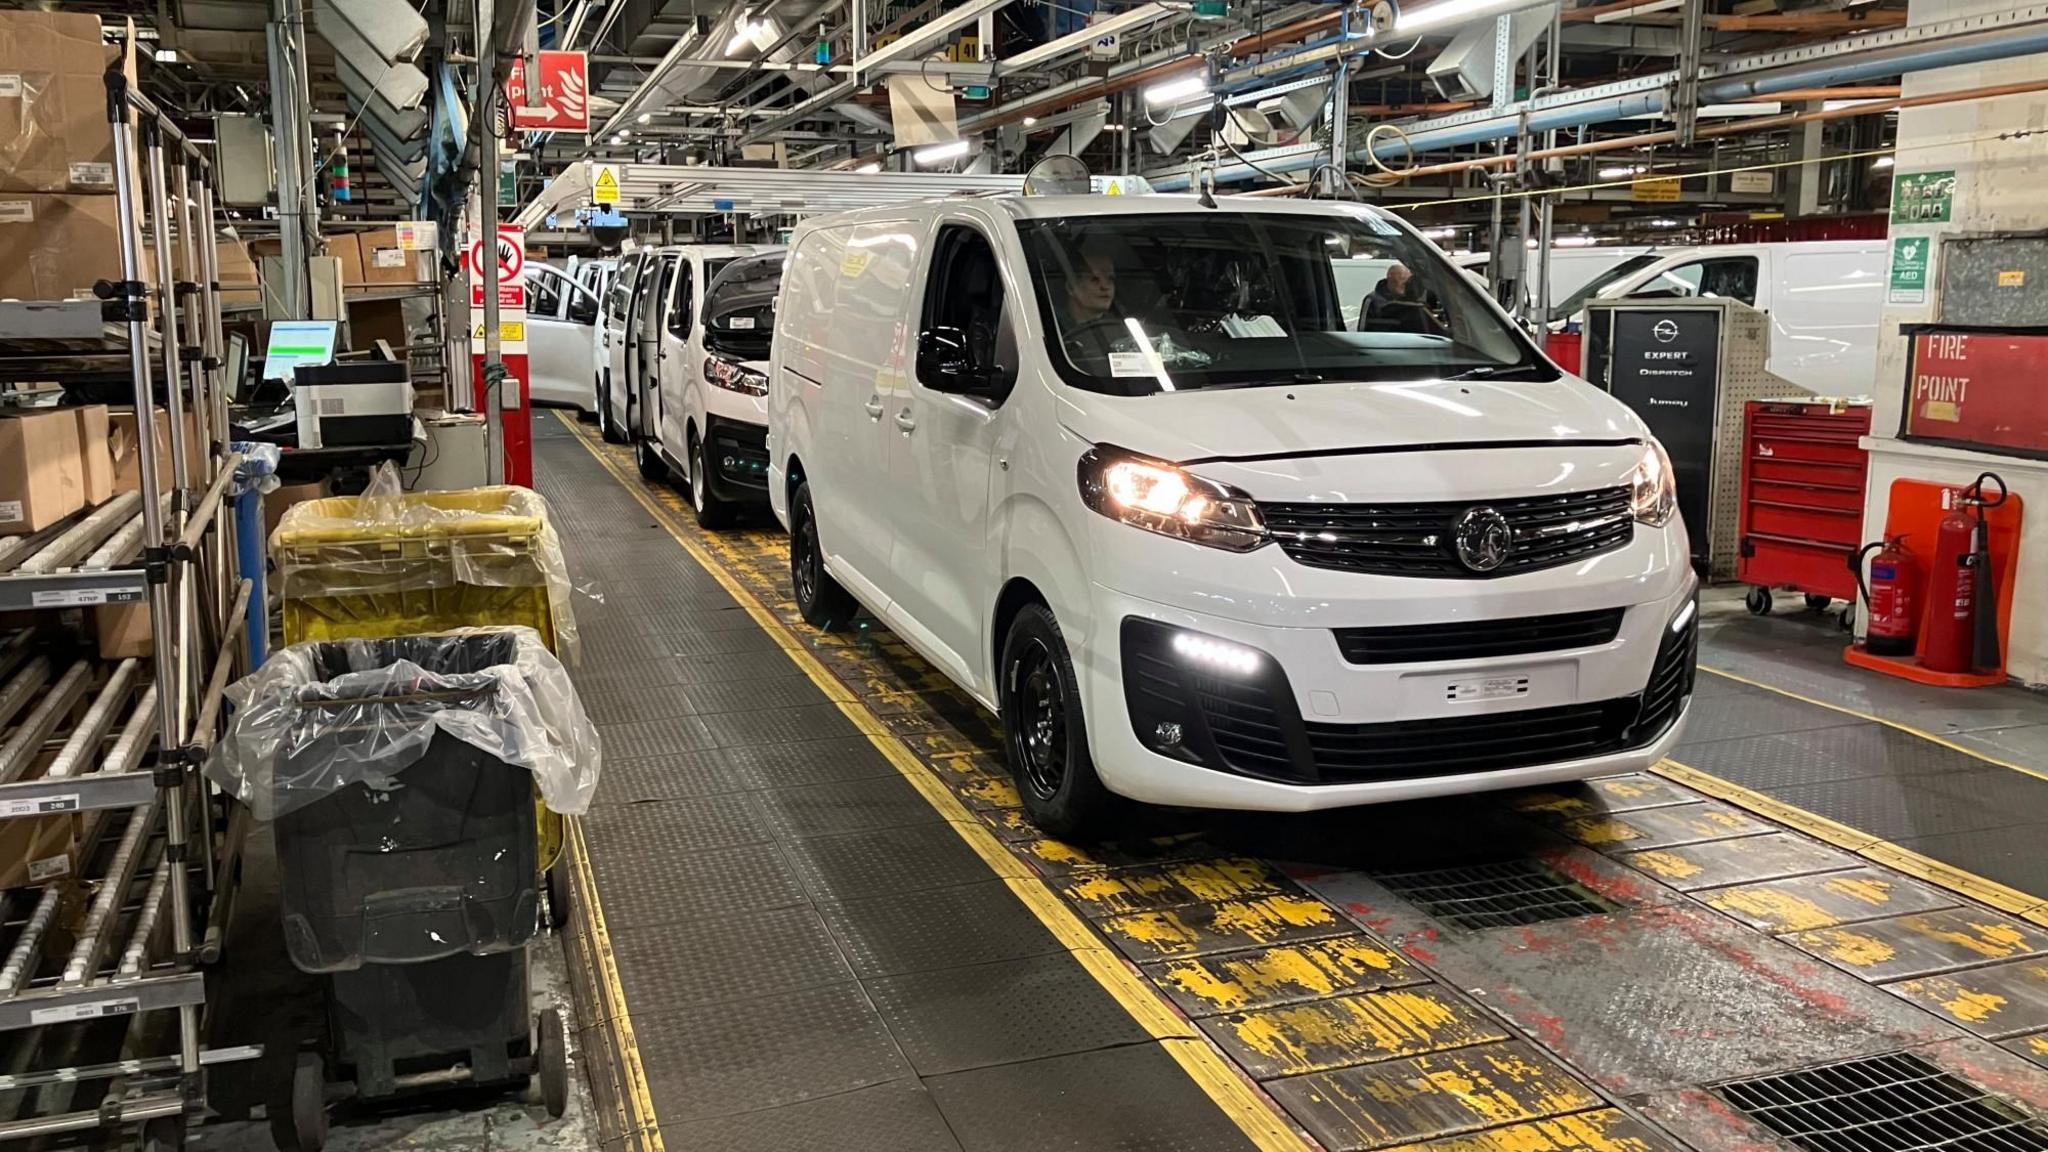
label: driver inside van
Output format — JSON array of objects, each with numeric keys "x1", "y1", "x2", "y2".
[{"x1": 1058, "y1": 245, "x2": 1125, "y2": 365}]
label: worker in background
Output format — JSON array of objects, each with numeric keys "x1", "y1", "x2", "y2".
[{"x1": 1360, "y1": 262, "x2": 1444, "y2": 335}]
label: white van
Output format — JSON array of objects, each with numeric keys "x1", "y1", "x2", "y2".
[
  {"x1": 523, "y1": 262, "x2": 604, "y2": 413},
  {"x1": 597, "y1": 244, "x2": 761, "y2": 504},
  {"x1": 1572, "y1": 240, "x2": 1887, "y2": 391},
  {"x1": 768, "y1": 194, "x2": 1698, "y2": 836}
]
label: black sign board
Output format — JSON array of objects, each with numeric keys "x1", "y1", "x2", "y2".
[{"x1": 1597, "y1": 309, "x2": 1720, "y2": 564}]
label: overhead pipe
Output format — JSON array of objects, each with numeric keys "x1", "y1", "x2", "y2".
[{"x1": 1155, "y1": 13, "x2": 2048, "y2": 188}]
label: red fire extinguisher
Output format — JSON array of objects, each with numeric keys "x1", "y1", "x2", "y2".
[
  {"x1": 1921, "y1": 473, "x2": 2007, "y2": 674},
  {"x1": 1853, "y1": 535, "x2": 1920, "y2": 658}
]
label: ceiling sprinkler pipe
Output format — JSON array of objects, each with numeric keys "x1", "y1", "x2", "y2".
[{"x1": 1155, "y1": 17, "x2": 2048, "y2": 189}]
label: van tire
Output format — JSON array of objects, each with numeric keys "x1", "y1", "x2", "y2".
[
  {"x1": 636, "y1": 434, "x2": 667, "y2": 481},
  {"x1": 790, "y1": 481, "x2": 857, "y2": 631},
  {"x1": 691, "y1": 435, "x2": 737, "y2": 529},
  {"x1": 599, "y1": 375, "x2": 625, "y2": 444},
  {"x1": 999, "y1": 604, "x2": 1115, "y2": 840}
]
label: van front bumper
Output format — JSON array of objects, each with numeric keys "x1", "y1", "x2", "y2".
[
  {"x1": 701, "y1": 415, "x2": 771, "y2": 504},
  {"x1": 1075, "y1": 578, "x2": 1697, "y2": 812}
]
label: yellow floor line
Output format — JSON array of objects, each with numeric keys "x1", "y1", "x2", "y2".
[
  {"x1": 566, "y1": 814, "x2": 667, "y2": 1152},
  {"x1": 1700, "y1": 664, "x2": 2048, "y2": 786},
  {"x1": 1655, "y1": 757, "x2": 2048, "y2": 929},
  {"x1": 557, "y1": 413, "x2": 1312, "y2": 1152}
]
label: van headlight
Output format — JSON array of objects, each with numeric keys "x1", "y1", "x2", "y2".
[
  {"x1": 704, "y1": 356, "x2": 768, "y2": 396},
  {"x1": 1629, "y1": 438, "x2": 1678, "y2": 527},
  {"x1": 1078, "y1": 447, "x2": 1267, "y2": 552}
]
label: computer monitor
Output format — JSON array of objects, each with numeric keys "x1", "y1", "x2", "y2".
[
  {"x1": 224, "y1": 332, "x2": 250, "y2": 403},
  {"x1": 261, "y1": 320, "x2": 339, "y2": 381}
]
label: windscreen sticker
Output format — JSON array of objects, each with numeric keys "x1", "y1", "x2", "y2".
[{"x1": 1107, "y1": 352, "x2": 1153, "y2": 378}]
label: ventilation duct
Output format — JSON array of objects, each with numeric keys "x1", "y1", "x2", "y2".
[{"x1": 1427, "y1": 8, "x2": 1549, "y2": 102}]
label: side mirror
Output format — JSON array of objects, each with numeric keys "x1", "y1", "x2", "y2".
[
  {"x1": 568, "y1": 295, "x2": 599, "y2": 325},
  {"x1": 916, "y1": 327, "x2": 988, "y2": 394}
]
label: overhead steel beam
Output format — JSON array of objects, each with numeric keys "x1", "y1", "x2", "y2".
[
  {"x1": 848, "y1": 0, "x2": 1014, "y2": 87},
  {"x1": 996, "y1": 3, "x2": 1175, "y2": 74}
]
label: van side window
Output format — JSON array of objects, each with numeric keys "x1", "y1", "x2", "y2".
[
  {"x1": 1632, "y1": 256, "x2": 1758, "y2": 305},
  {"x1": 667, "y1": 263, "x2": 695, "y2": 339},
  {"x1": 919, "y1": 225, "x2": 1009, "y2": 398},
  {"x1": 608, "y1": 257, "x2": 641, "y2": 324},
  {"x1": 527, "y1": 268, "x2": 564, "y2": 318}
]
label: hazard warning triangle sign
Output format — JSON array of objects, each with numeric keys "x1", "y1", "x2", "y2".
[{"x1": 591, "y1": 163, "x2": 620, "y2": 205}]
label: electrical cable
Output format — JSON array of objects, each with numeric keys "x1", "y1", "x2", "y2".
[{"x1": 1355, "y1": 120, "x2": 1417, "y2": 187}]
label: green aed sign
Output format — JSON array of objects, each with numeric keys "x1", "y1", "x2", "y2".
[
  {"x1": 1892, "y1": 169, "x2": 1955, "y2": 224},
  {"x1": 1889, "y1": 235, "x2": 1930, "y2": 305}
]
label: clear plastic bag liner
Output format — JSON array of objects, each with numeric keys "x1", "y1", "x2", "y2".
[
  {"x1": 209, "y1": 627, "x2": 601, "y2": 821},
  {"x1": 269, "y1": 462, "x2": 580, "y2": 660}
]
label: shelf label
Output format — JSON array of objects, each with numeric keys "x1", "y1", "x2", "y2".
[
  {"x1": 27, "y1": 855, "x2": 69, "y2": 883},
  {"x1": 0, "y1": 794, "x2": 81, "y2": 818},
  {"x1": 31, "y1": 998, "x2": 139, "y2": 1026},
  {"x1": 31, "y1": 588, "x2": 106, "y2": 607}
]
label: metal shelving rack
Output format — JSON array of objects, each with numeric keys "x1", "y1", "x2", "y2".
[{"x1": 0, "y1": 66, "x2": 258, "y2": 1145}]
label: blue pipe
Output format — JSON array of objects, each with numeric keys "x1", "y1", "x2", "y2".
[{"x1": 1152, "y1": 20, "x2": 2048, "y2": 190}]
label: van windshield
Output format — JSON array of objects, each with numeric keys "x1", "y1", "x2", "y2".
[
  {"x1": 703, "y1": 253, "x2": 782, "y2": 361},
  {"x1": 1015, "y1": 210, "x2": 1549, "y2": 395},
  {"x1": 1555, "y1": 253, "x2": 1661, "y2": 317}
]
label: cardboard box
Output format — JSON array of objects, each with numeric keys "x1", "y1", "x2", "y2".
[
  {"x1": 347, "y1": 296, "x2": 409, "y2": 353},
  {"x1": 94, "y1": 599, "x2": 152, "y2": 659},
  {"x1": 0, "y1": 409, "x2": 84, "y2": 535},
  {"x1": 356, "y1": 228, "x2": 420, "y2": 286},
  {"x1": 217, "y1": 236, "x2": 262, "y2": 307},
  {"x1": 70, "y1": 404, "x2": 111, "y2": 505},
  {"x1": 0, "y1": 12, "x2": 118, "y2": 195},
  {"x1": 322, "y1": 234, "x2": 365, "y2": 286},
  {"x1": 265, "y1": 479, "x2": 328, "y2": 540},
  {"x1": 0, "y1": 751, "x2": 81, "y2": 889},
  {"x1": 0, "y1": 192, "x2": 124, "y2": 300},
  {"x1": 109, "y1": 408, "x2": 170, "y2": 496}
]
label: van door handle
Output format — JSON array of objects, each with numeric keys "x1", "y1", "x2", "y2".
[
  {"x1": 863, "y1": 396, "x2": 884, "y2": 419},
  {"x1": 893, "y1": 408, "x2": 917, "y2": 434}
]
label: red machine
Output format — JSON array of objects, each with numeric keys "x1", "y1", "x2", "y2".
[
  {"x1": 1736, "y1": 400, "x2": 1873, "y2": 627},
  {"x1": 1852, "y1": 536, "x2": 1920, "y2": 657},
  {"x1": 1920, "y1": 474, "x2": 2007, "y2": 674}
]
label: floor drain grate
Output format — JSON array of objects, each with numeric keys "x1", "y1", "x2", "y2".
[
  {"x1": 1372, "y1": 859, "x2": 1620, "y2": 930},
  {"x1": 1720, "y1": 1052, "x2": 2048, "y2": 1152}
]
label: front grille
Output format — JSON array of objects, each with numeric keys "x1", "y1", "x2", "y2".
[
  {"x1": 1121, "y1": 606, "x2": 1695, "y2": 787},
  {"x1": 1719, "y1": 1052, "x2": 2048, "y2": 1152},
  {"x1": 1303, "y1": 700, "x2": 1634, "y2": 782},
  {"x1": 708, "y1": 419, "x2": 769, "y2": 490},
  {"x1": 1637, "y1": 603, "x2": 1697, "y2": 741},
  {"x1": 1263, "y1": 487, "x2": 1634, "y2": 578},
  {"x1": 1335, "y1": 608, "x2": 1627, "y2": 665},
  {"x1": 1373, "y1": 859, "x2": 1620, "y2": 930}
]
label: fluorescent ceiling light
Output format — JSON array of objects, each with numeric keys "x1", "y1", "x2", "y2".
[
  {"x1": 1555, "y1": 235, "x2": 1598, "y2": 247},
  {"x1": 1396, "y1": 0, "x2": 1544, "y2": 34},
  {"x1": 636, "y1": 112, "x2": 652, "y2": 124},
  {"x1": 1823, "y1": 98, "x2": 1887, "y2": 112},
  {"x1": 1598, "y1": 164, "x2": 1647, "y2": 179},
  {"x1": 1873, "y1": 155, "x2": 1896, "y2": 168},
  {"x1": 1593, "y1": 0, "x2": 1681, "y2": 22},
  {"x1": 726, "y1": 11, "x2": 778, "y2": 55},
  {"x1": 856, "y1": 161, "x2": 882, "y2": 173},
  {"x1": 1022, "y1": 116, "x2": 1039, "y2": 126},
  {"x1": 1145, "y1": 74, "x2": 1209, "y2": 106},
  {"x1": 912, "y1": 139, "x2": 970, "y2": 165},
  {"x1": 617, "y1": 128, "x2": 630, "y2": 139}
]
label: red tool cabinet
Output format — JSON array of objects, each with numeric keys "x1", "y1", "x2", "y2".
[{"x1": 1735, "y1": 400, "x2": 1872, "y2": 620}]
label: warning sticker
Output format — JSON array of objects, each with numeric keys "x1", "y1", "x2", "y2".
[{"x1": 592, "y1": 164, "x2": 621, "y2": 205}]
